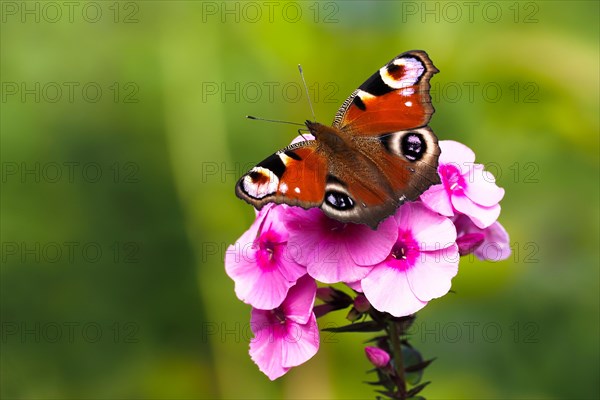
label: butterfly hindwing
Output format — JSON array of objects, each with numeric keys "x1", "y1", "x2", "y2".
[
  {"x1": 312, "y1": 127, "x2": 440, "y2": 228},
  {"x1": 370, "y1": 127, "x2": 441, "y2": 199}
]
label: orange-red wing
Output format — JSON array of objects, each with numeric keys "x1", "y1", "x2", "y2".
[
  {"x1": 235, "y1": 141, "x2": 329, "y2": 210},
  {"x1": 332, "y1": 50, "x2": 438, "y2": 135},
  {"x1": 274, "y1": 144, "x2": 328, "y2": 206}
]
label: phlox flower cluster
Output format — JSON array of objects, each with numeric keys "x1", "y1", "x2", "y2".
[{"x1": 225, "y1": 140, "x2": 510, "y2": 380}]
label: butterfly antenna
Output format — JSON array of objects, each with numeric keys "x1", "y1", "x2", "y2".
[
  {"x1": 298, "y1": 64, "x2": 317, "y2": 122},
  {"x1": 245, "y1": 115, "x2": 304, "y2": 126}
]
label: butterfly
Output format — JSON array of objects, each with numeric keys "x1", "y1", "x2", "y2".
[{"x1": 235, "y1": 50, "x2": 441, "y2": 229}]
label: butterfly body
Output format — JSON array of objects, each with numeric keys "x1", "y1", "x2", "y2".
[{"x1": 236, "y1": 50, "x2": 441, "y2": 229}]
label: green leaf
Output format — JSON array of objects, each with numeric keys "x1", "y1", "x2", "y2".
[
  {"x1": 405, "y1": 358, "x2": 436, "y2": 373},
  {"x1": 376, "y1": 369, "x2": 395, "y2": 391},
  {"x1": 402, "y1": 345, "x2": 424, "y2": 385},
  {"x1": 407, "y1": 381, "x2": 431, "y2": 397}
]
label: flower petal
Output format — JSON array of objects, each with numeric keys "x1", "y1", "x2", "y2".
[
  {"x1": 306, "y1": 242, "x2": 373, "y2": 283},
  {"x1": 346, "y1": 217, "x2": 398, "y2": 266},
  {"x1": 227, "y1": 251, "x2": 294, "y2": 309},
  {"x1": 284, "y1": 207, "x2": 327, "y2": 267},
  {"x1": 420, "y1": 184, "x2": 454, "y2": 216},
  {"x1": 401, "y1": 202, "x2": 457, "y2": 251},
  {"x1": 405, "y1": 245, "x2": 459, "y2": 302},
  {"x1": 282, "y1": 275, "x2": 316, "y2": 325},
  {"x1": 291, "y1": 133, "x2": 315, "y2": 145},
  {"x1": 463, "y1": 165, "x2": 505, "y2": 207},
  {"x1": 281, "y1": 315, "x2": 320, "y2": 368},
  {"x1": 439, "y1": 140, "x2": 476, "y2": 174},
  {"x1": 474, "y1": 221, "x2": 511, "y2": 261},
  {"x1": 345, "y1": 280, "x2": 363, "y2": 292},
  {"x1": 452, "y1": 213, "x2": 475, "y2": 234},
  {"x1": 452, "y1": 194, "x2": 501, "y2": 229},
  {"x1": 277, "y1": 256, "x2": 307, "y2": 284},
  {"x1": 286, "y1": 206, "x2": 394, "y2": 283},
  {"x1": 249, "y1": 311, "x2": 289, "y2": 380},
  {"x1": 262, "y1": 206, "x2": 290, "y2": 242},
  {"x1": 362, "y1": 261, "x2": 427, "y2": 317},
  {"x1": 456, "y1": 232, "x2": 485, "y2": 256}
]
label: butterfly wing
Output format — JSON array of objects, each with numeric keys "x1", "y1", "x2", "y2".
[
  {"x1": 361, "y1": 127, "x2": 441, "y2": 202},
  {"x1": 235, "y1": 141, "x2": 328, "y2": 211},
  {"x1": 333, "y1": 50, "x2": 438, "y2": 134}
]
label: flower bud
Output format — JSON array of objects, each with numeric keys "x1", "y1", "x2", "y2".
[
  {"x1": 316, "y1": 286, "x2": 353, "y2": 307},
  {"x1": 365, "y1": 346, "x2": 390, "y2": 368},
  {"x1": 316, "y1": 287, "x2": 336, "y2": 302},
  {"x1": 456, "y1": 232, "x2": 485, "y2": 256},
  {"x1": 353, "y1": 294, "x2": 371, "y2": 313},
  {"x1": 313, "y1": 304, "x2": 336, "y2": 318},
  {"x1": 346, "y1": 307, "x2": 361, "y2": 322}
]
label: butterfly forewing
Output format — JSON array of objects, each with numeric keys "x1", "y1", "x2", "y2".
[
  {"x1": 235, "y1": 142, "x2": 328, "y2": 210},
  {"x1": 333, "y1": 50, "x2": 438, "y2": 134}
]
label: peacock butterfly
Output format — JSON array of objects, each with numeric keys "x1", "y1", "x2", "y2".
[{"x1": 235, "y1": 50, "x2": 441, "y2": 229}]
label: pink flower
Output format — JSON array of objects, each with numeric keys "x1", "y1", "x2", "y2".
[
  {"x1": 365, "y1": 346, "x2": 390, "y2": 368},
  {"x1": 225, "y1": 204, "x2": 306, "y2": 310},
  {"x1": 249, "y1": 275, "x2": 319, "y2": 380},
  {"x1": 362, "y1": 202, "x2": 459, "y2": 317},
  {"x1": 284, "y1": 207, "x2": 398, "y2": 284},
  {"x1": 454, "y1": 214, "x2": 511, "y2": 261},
  {"x1": 420, "y1": 140, "x2": 505, "y2": 229},
  {"x1": 290, "y1": 133, "x2": 315, "y2": 144}
]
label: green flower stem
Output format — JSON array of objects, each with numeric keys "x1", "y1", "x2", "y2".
[{"x1": 387, "y1": 319, "x2": 406, "y2": 398}]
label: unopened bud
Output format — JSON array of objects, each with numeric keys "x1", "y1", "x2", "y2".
[
  {"x1": 457, "y1": 233, "x2": 485, "y2": 256},
  {"x1": 316, "y1": 287, "x2": 336, "y2": 302},
  {"x1": 316, "y1": 286, "x2": 353, "y2": 308},
  {"x1": 353, "y1": 294, "x2": 370, "y2": 313},
  {"x1": 365, "y1": 346, "x2": 390, "y2": 368},
  {"x1": 346, "y1": 307, "x2": 361, "y2": 322}
]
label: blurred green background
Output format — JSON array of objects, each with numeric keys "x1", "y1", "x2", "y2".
[{"x1": 1, "y1": 1, "x2": 598, "y2": 399}]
